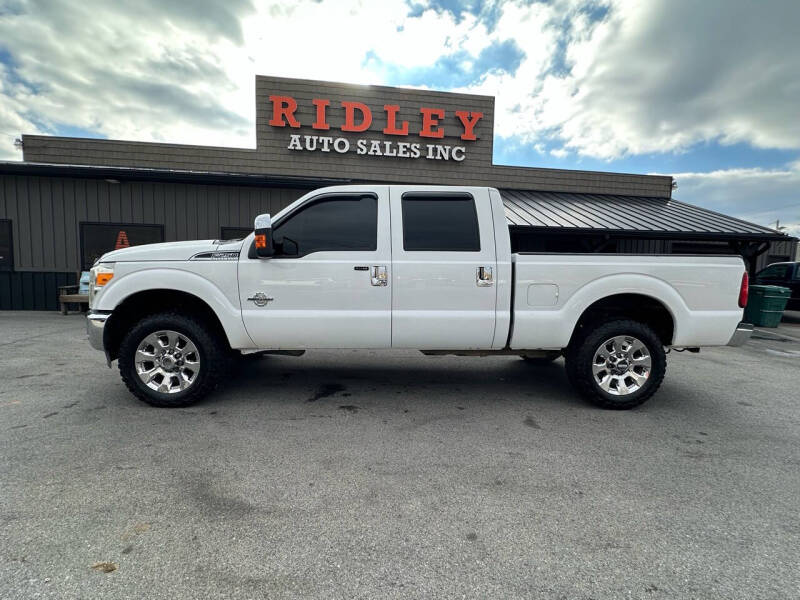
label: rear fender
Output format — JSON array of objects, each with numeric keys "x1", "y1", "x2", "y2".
[{"x1": 512, "y1": 273, "x2": 689, "y2": 349}]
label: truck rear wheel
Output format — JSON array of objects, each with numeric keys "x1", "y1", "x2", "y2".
[
  {"x1": 118, "y1": 312, "x2": 227, "y2": 408},
  {"x1": 565, "y1": 319, "x2": 666, "y2": 410}
]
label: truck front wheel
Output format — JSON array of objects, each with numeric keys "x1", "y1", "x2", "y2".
[
  {"x1": 565, "y1": 319, "x2": 666, "y2": 410},
  {"x1": 118, "y1": 312, "x2": 227, "y2": 408}
]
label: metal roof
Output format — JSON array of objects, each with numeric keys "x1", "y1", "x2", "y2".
[
  {"x1": 0, "y1": 161, "x2": 339, "y2": 189},
  {"x1": 501, "y1": 189, "x2": 792, "y2": 242}
]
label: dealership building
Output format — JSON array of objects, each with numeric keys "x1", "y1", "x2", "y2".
[{"x1": 0, "y1": 75, "x2": 795, "y2": 310}]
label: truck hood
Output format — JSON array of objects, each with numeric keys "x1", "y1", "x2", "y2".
[{"x1": 100, "y1": 239, "x2": 244, "y2": 262}]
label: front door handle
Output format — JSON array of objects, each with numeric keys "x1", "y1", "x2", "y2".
[
  {"x1": 477, "y1": 266, "x2": 493, "y2": 287},
  {"x1": 371, "y1": 265, "x2": 388, "y2": 287}
]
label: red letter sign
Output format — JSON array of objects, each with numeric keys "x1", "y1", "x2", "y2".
[
  {"x1": 115, "y1": 230, "x2": 130, "y2": 250},
  {"x1": 383, "y1": 104, "x2": 409, "y2": 136},
  {"x1": 454, "y1": 110, "x2": 483, "y2": 141},
  {"x1": 268, "y1": 95, "x2": 301, "y2": 128},
  {"x1": 419, "y1": 107, "x2": 445, "y2": 138},
  {"x1": 341, "y1": 101, "x2": 372, "y2": 132},
  {"x1": 312, "y1": 98, "x2": 330, "y2": 130}
]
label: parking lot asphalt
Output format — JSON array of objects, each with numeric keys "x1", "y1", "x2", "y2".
[{"x1": 1, "y1": 311, "x2": 799, "y2": 599}]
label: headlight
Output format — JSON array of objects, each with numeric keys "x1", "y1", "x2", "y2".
[{"x1": 88, "y1": 262, "x2": 115, "y2": 307}]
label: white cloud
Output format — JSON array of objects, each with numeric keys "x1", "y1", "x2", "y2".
[
  {"x1": 0, "y1": 0, "x2": 482, "y2": 160},
  {"x1": 665, "y1": 164, "x2": 800, "y2": 235},
  {"x1": 0, "y1": 0, "x2": 261, "y2": 160},
  {"x1": 458, "y1": 0, "x2": 800, "y2": 159},
  {"x1": 3, "y1": 0, "x2": 798, "y2": 162}
]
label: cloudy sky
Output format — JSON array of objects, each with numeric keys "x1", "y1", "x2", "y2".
[{"x1": 1, "y1": 0, "x2": 798, "y2": 234}]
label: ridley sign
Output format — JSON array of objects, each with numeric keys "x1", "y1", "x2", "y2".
[{"x1": 268, "y1": 95, "x2": 484, "y2": 162}]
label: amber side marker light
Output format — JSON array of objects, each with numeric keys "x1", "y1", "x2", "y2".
[
  {"x1": 254, "y1": 234, "x2": 267, "y2": 248},
  {"x1": 96, "y1": 272, "x2": 114, "y2": 286}
]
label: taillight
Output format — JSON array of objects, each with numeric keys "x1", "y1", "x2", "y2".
[{"x1": 738, "y1": 272, "x2": 749, "y2": 308}]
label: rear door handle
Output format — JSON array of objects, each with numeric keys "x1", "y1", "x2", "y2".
[{"x1": 477, "y1": 266, "x2": 493, "y2": 287}]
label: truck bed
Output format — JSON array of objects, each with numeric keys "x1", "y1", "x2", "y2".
[{"x1": 508, "y1": 253, "x2": 745, "y2": 350}]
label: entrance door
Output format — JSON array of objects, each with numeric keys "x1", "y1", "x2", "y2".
[
  {"x1": 390, "y1": 188, "x2": 498, "y2": 349},
  {"x1": 238, "y1": 188, "x2": 391, "y2": 349}
]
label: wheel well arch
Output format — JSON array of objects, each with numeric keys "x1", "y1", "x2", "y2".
[
  {"x1": 104, "y1": 289, "x2": 230, "y2": 362},
  {"x1": 570, "y1": 293, "x2": 675, "y2": 347}
]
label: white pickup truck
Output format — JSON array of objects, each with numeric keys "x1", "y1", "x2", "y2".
[{"x1": 86, "y1": 185, "x2": 752, "y2": 410}]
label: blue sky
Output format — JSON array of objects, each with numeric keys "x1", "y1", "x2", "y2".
[{"x1": 0, "y1": 0, "x2": 798, "y2": 234}]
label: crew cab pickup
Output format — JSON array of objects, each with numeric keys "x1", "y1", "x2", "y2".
[{"x1": 86, "y1": 185, "x2": 752, "y2": 409}]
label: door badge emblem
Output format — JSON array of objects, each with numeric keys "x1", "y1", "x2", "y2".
[{"x1": 247, "y1": 293, "x2": 274, "y2": 307}]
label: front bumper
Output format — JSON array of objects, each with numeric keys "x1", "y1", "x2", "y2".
[
  {"x1": 727, "y1": 322, "x2": 754, "y2": 346},
  {"x1": 86, "y1": 311, "x2": 111, "y2": 351}
]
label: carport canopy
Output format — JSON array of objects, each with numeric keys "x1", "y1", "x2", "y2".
[{"x1": 500, "y1": 189, "x2": 790, "y2": 243}]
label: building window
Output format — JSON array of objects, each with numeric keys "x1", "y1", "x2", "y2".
[
  {"x1": 80, "y1": 222, "x2": 164, "y2": 269},
  {"x1": 671, "y1": 241, "x2": 733, "y2": 255},
  {"x1": 220, "y1": 226, "x2": 253, "y2": 240},
  {"x1": 273, "y1": 195, "x2": 378, "y2": 257},
  {"x1": 401, "y1": 194, "x2": 480, "y2": 252},
  {"x1": 0, "y1": 219, "x2": 12, "y2": 271}
]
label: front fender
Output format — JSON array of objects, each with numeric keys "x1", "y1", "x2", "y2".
[{"x1": 95, "y1": 266, "x2": 255, "y2": 349}]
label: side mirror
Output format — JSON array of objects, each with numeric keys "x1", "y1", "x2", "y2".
[{"x1": 254, "y1": 214, "x2": 273, "y2": 258}]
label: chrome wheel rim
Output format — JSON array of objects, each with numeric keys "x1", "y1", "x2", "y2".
[
  {"x1": 135, "y1": 330, "x2": 201, "y2": 394},
  {"x1": 592, "y1": 335, "x2": 652, "y2": 396}
]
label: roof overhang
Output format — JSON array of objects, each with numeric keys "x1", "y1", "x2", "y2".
[
  {"x1": 502, "y1": 189, "x2": 795, "y2": 243},
  {"x1": 0, "y1": 161, "x2": 343, "y2": 188},
  {"x1": 0, "y1": 161, "x2": 794, "y2": 243}
]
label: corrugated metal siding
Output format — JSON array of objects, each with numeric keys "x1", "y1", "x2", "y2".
[
  {"x1": 0, "y1": 272, "x2": 77, "y2": 310},
  {"x1": 0, "y1": 174, "x2": 309, "y2": 271},
  {"x1": 618, "y1": 239, "x2": 671, "y2": 254},
  {"x1": 501, "y1": 189, "x2": 783, "y2": 236},
  {"x1": 756, "y1": 240, "x2": 799, "y2": 271}
]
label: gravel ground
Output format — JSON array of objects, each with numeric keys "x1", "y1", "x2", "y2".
[{"x1": 1, "y1": 311, "x2": 799, "y2": 599}]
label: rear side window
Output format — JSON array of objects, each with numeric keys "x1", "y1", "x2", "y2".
[
  {"x1": 273, "y1": 195, "x2": 377, "y2": 256},
  {"x1": 402, "y1": 195, "x2": 480, "y2": 251}
]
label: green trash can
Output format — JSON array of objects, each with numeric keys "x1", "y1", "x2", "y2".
[{"x1": 743, "y1": 285, "x2": 792, "y2": 327}]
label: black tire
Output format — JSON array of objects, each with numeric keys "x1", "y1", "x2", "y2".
[
  {"x1": 521, "y1": 351, "x2": 561, "y2": 365},
  {"x1": 118, "y1": 311, "x2": 228, "y2": 407},
  {"x1": 565, "y1": 319, "x2": 666, "y2": 410}
]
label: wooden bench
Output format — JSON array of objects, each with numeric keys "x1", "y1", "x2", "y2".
[{"x1": 58, "y1": 284, "x2": 89, "y2": 315}]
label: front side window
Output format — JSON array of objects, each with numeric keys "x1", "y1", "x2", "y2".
[
  {"x1": 0, "y1": 219, "x2": 12, "y2": 271},
  {"x1": 401, "y1": 195, "x2": 480, "y2": 252},
  {"x1": 273, "y1": 195, "x2": 377, "y2": 257}
]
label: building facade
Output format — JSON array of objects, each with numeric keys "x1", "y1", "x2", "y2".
[{"x1": 0, "y1": 75, "x2": 794, "y2": 310}]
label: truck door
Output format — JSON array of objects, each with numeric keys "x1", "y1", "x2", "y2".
[
  {"x1": 238, "y1": 188, "x2": 391, "y2": 349},
  {"x1": 390, "y1": 188, "x2": 497, "y2": 349}
]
